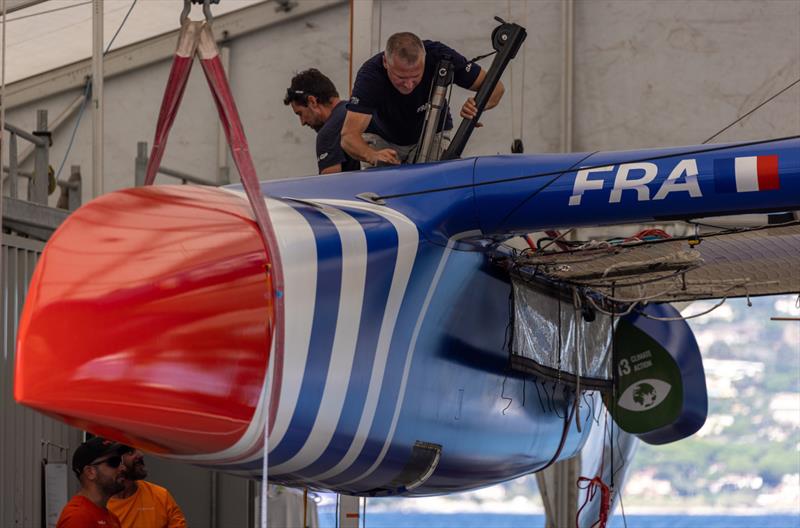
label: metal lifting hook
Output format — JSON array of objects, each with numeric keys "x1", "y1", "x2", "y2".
[{"x1": 180, "y1": 0, "x2": 215, "y2": 25}]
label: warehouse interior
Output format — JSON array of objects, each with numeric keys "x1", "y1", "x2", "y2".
[{"x1": 1, "y1": 1, "x2": 798, "y2": 527}]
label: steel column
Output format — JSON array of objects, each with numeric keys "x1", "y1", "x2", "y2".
[{"x1": 31, "y1": 110, "x2": 49, "y2": 204}]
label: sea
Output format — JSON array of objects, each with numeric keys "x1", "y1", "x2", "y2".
[{"x1": 316, "y1": 512, "x2": 800, "y2": 528}]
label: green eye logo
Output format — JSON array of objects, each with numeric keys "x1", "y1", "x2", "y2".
[{"x1": 618, "y1": 379, "x2": 672, "y2": 411}]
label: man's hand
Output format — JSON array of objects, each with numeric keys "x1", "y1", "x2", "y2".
[
  {"x1": 368, "y1": 148, "x2": 401, "y2": 166},
  {"x1": 460, "y1": 97, "x2": 483, "y2": 127},
  {"x1": 342, "y1": 111, "x2": 398, "y2": 164}
]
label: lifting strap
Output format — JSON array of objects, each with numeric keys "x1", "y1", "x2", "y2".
[{"x1": 142, "y1": 15, "x2": 285, "y2": 435}]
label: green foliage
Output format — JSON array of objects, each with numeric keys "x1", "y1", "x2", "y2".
[
  {"x1": 763, "y1": 366, "x2": 800, "y2": 393},
  {"x1": 626, "y1": 296, "x2": 800, "y2": 506},
  {"x1": 758, "y1": 450, "x2": 795, "y2": 486}
]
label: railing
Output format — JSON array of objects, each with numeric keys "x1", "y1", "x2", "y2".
[
  {"x1": 135, "y1": 141, "x2": 221, "y2": 187},
  {"x1": 3, "y1": 111, "x2": 50, "y2": 204},
  {"x1": 2, "y1": 109, "x2": 82, "y2": 211}
]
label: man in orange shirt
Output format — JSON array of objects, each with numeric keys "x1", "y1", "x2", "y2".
[
  {"x1": 57, "y1": 437, "x2": 126, "y2": 528},
  {"x1": 108, "y1": 445, "x2": 187, "y2": 528}
]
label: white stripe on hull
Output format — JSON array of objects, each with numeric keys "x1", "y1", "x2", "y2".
[
  {"x1": 336, "y1": 231, "x2": 480, "y2": 487},
  {"x1": 172, "y1": 193, "x2": 317, "y2": 463},
  {"x1": 168, "y1": 195, "x2": 421, "y2": 474},
  {"x1": 269, "y1": 204, "x2": 367, "y2": 473},
  {"x1": 307, "y1": 200, "x2": 419, "y2": 482}
]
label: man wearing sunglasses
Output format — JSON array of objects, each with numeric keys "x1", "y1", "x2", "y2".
[
  {"x1": 108, "y1": 445, "x2": 187, "y2": 528},
  {"x1": 284, "y1": 69, "x2": 365, "y2": 174},
  {"x1": 57, "y1": 437, "x2": 126, "y2": 528}
]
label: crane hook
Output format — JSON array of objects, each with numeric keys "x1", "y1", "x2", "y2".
[{"x1": 180, "y1": 0, "x2": 215, "y2": 25}]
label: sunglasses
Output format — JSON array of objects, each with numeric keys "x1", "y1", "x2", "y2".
[
  {"x1": 89, "y1": 455, "x2": 123, "y2": 469},
  {"x1": 285, "y1": 88, "x2": 308, "y2": 104}
]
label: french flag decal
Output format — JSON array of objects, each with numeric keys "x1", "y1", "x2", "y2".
[{"x1": 714, "y1": 155, "x2": 779, "y2": 193}]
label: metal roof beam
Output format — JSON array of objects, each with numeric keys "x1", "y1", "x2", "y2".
[
  {"x1": 4, "y1": 0, "x2": 345, "y2": 109},
  {"x1": 4, "y1": 0, "x2": 50, "y2": 15}
]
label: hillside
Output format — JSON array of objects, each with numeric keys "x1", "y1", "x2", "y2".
[{"x1": 367, "y1": 295, "x2": 800, "y2": 514}]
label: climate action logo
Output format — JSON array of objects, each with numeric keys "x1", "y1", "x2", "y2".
[{"x1": 618, "y1": 379, "x2": 672, "y2": 412}]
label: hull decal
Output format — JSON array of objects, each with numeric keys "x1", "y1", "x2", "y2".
[{"x1": 269, "y1": 203, "x2": 368, "y2": 473}]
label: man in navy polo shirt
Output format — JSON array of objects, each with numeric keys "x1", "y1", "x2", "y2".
[
  {"x1": 284, "y1": 69, "x2": 360, "y2": 174},
  {"x1": 341, "y1": 32, "x2": 505, "y2": 166}
]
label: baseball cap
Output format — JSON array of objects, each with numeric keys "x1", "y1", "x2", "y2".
[
  {"x1": 71, "y1": 437, "x2": 122, "y2": 477},
  {"x1": 116, "y1": 443, "x2": 135, "y2": 455}
]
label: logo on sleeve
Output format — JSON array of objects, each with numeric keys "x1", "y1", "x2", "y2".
[
  {"x1": 350, "y1": 96, "x2": 360, "y2": 105},
  {"x1": 318, "y1": 152, "x2": 329, "y2": 161},
  {"x1": 465, "y1": 63, "x2": 473, "y2": 72}
]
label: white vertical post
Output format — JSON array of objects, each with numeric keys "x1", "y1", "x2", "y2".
[
  {"x1": 560, "y1": 0, "x2": 574, "y2": 154},
  {"x1": 338, "y1": 495, "x2": 361, "y2": 528},
  {"x1": 92, "y1": 0, "x2": 104, "y2": 197},
  {"x1": 348, "y1": 0, "x2": 374, "y2": 95}
]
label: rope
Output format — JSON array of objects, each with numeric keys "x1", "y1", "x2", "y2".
[
  {"x1": 576, "y1": 476, "x2": 611, "y2": 528},
  {"x1": 637, "y1": 296, "x2": 729, "y2": 321},
  {"x1": 702, "y1": 77, "x2": 800, "y2": 144},
  {"x1": 55, "y1": 81, "x2": 91, "y2": 181},
  {"x1": 105, "y1": 0, "x2": 138, "y2": 54}
]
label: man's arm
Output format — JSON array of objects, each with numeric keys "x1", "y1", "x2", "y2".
[
  {"x1": 460, "y1": 69, "x2": 505, "y2": 122},
  {"x1": 164, "y1": 490, "x2": 187, "y2": 528},
  {"x1": 341, "y1": 111, "x2": 400, "y2": 166},
  {"x1": 320, "y1": 164, "x2": 342, "y2": 175}
]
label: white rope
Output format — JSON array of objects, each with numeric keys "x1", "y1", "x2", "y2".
[
  {"x1": 584, "y1": 294, "x2": 639, "y2": 318},
  {"x1": 600, "y1": 250, "x2": 701, "y2": 279},
  {"x1": 637, "y1": 296, "x2": 729, "y2": 321},
  {"x1": 597, "y1": 282, "x2": 683, "y2": 304}
]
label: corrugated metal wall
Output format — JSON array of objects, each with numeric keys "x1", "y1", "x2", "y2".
[
  {"x1": 1, "y1": 233, "x2": 252, "y2": 526},
  {"x1": 1, "y1": 234, "x2": 84, "y2": 528}
]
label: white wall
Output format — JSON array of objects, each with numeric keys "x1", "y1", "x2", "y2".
[{"x1": 5, "y1": 0, "x2": 798, "y2": 206}]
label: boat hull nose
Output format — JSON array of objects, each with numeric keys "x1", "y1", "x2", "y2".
[{"x1": 14, "y1": 185, "x2": 275, "y2": 455}]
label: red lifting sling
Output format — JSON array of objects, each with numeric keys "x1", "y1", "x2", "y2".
[{"x1": 142, "y1": 9, "x2": 285, "y2": 441}]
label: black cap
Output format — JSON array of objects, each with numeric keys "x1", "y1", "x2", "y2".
[{"x1": 71, "y1": 437, "x2": 120, "y2": 477}]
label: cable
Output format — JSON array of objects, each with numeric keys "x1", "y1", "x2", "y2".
[
  {"x1": 105, "y1": 0, "x2": 138, "y2": 54},
  {"x1": 54, "y1": 80, "x2": 91, "y2": 181},
  {"x1": 702, "y1": 77, "x2": 800, "y2": 144},
  {"x1": 5, "y1": 1, "x2": 92, "y2": 23},
  {"x1": 373, "y1": 134, "x2": 799, "y2": 202},
  {"x1": 635, "y1": 296, "x2": 729, "y2": 321},
  {"x1": 468, "y1": 50, "x2": 497, "y2": 63},
  {"x1": 500, "y1": 373, "x2": 513, "y2": 415},
  {"x1": 537, "y1": 390, "x2": 577, "y2": 472}
]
